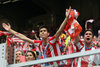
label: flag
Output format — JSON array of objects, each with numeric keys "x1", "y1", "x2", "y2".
[
  {"x1": 7, "y1": 37, "x2": 25, "y2": 47},
  {"x1": 0, "y1": 30, "x2": 11, "y2": 36},
  {"x1": 12, "y1": 37, "x2": 25, "y2": 47},
  {"x1": 12, "y1": 37, "x2": 24, "y2": 43},
  {"x1": 64, "y1": 9, "x2": 82, "y2": 39}
]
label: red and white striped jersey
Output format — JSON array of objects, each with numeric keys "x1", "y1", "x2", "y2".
[
  {"x1": 34, "y1": 35, "x2": 63, "y2": 67},
  {"x1": 72, "y1": 40, "x2": 97, "y2": 67},
  {"x1": 7, "y1": 36, "x2": 25, "y2": 47},
  {"x1": 61, "y1": 44, "x2": 74, "y2": 67}
]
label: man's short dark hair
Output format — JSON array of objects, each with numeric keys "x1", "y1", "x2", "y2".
[
  {"x1": 39, "y1": 25, "x2": 49, "y2": 32},
  {"x1": 84, "y1": 30, "x2": 94, "y2": 37}
]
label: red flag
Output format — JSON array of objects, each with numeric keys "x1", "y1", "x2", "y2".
[
  {"x1": 0, "y1": 30, "x2": 11, "y2": 36},
  {"x1": 7, "y1": 37, "x2": 25, "y2": 47},
  {"x1": 12, "y1": 37, "x2": 24, "y2": 43},
  {"x1": 12, "y1": 37, "x2": 25, "y2": 48},
  {"x1": 6, "y1": 37, "x2": 13, "y2": 47},
  {"x1": 64, "y1": 9, "x2": 82, "y2": 39}
]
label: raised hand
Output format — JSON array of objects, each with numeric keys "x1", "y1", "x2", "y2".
[
  {"x1": 2, "y1": 23, "x2": 11, "y2": 31},
  {"x1": 66, "y1": 6, "x2": 71, "y2": 18},
  {"x1": 54, "y1": 6, "x2": 71, "y2": 40}
]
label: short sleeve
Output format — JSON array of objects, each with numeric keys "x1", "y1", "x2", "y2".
[
  {"x1": 34, "y1": 40, "x2": 41, "y2": 46},
  {"x1": 49, "y1": 35, "x2": 57, "y2": 45}
]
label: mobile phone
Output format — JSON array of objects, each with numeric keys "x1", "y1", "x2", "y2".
[{"x1": 20, "y1": 56, "x2": 25, "y2": 62}]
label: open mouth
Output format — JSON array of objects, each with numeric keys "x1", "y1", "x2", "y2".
[{"x1": 87, "y1": 38, "x2": 90, "y2": 40}]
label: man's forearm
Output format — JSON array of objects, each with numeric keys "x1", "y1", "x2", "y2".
[
  {"x1": 74, "y1": 35, "x2": 80, "y2": 44},
  {"x1": 55, "y1": 10, "x2": 71, "y2": 39},
  {"x1": 55, "y1": 6, "x2": 71, "y2": 39},
  {"x1": 9, "y1": 29, "x2": 35, "y2": 45},
  {"x1": 55, "y1": 17, "x2": 69, "y2": 37},
  {"x1": 9, "y1": 29, "x2": 18, "y2": 35}
]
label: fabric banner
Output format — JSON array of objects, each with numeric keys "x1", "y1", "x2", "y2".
[{"x1": 64, "y1": 9, "x2": 82, "y2": 39}]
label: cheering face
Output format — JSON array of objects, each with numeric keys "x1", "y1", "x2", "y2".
[
  {"x1": 84, "y1": 31, "x2": 93, "y2": 44},
  {"x1": 25, "y1": 52, "x2": 35, "y2": 61},
  {"x1": 16, "y1": 51, "x2": 23, "y2": 58},
  {"x1": 16, "y1": 51, "x2": 23, "y2": 63},
  {"x1": 39, "y1": 28, "x2": 49, "y2": 39}
]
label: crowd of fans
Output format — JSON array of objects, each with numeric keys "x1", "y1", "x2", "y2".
[
  {"x1": 5, "y1": 25, "x2": 100, "y2": 67},
  {"x1": 0, "y1": 7, "x2": 100, "y2": 67}
]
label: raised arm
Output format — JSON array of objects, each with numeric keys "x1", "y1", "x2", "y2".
[
  {"x1": 2, "y1": 23, "x2": 35, "y2": 45},
  {"x1": 74, "y1": 35, "x2": 80, "y2": 44},
  {"x1": 55, "y1": 6, "x2": 71, "y2": 40}
]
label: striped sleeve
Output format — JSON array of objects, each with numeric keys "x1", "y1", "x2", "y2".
[
  {"x1": 49, "y1": 35, "x2": 57, "y2": 45},
  {"x1": 33, "y1": 40, "x2": 41, "y2": 46}
]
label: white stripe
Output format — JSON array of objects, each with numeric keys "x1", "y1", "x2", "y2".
[
  {"x1": 34, "y1": 43, "x2": 39, "y2": 46},
  {"x1": 76, "y1": 42, "x2": 83, "y2": 50},
  {"x1": 49, "y1": 45, "x2": 58, "y2": 67},
  {"x1": 63, "y1": 60, "x2": 67, "y2": 65},
  {"x1": 50, "y1": 39, "x2": 56, "y2": 44},
  {"x1": 78, "y1": 57, "x2": 81, "y2": 67},
  {"x1": 88, "y1": 47, "x2": 95, "y2": 64},
  {"x1": 73, "y1": 9, "x2": 78, "y2": 19},
  {"x1": 56, "y1": 43, "x2": 63, "y2": 65},
  {"x1": 33, "y1": 40, "x2": 39, "y2": 46},
  {"x1": 68, "y1": 20, "x2": 77, "y2": 34},
  {"x1": 56, "y1": 43, "x2": 61, "y2": 56},
  {"x1": 71, "y1": 61, "x2": 73, "y2": 67},
  {"x1": 68, "y1": 28, "x2": 74, "y2": 34},
  {"x1": 40, "y1": 45, "x2": 44, "y2": 57},
  {"x1": 94, "y1": 54, "x2": 100, "y2": 64},
  {"x1": 89, "y1": 55, "x2": 95, "y2": 64},
  {"x1": 12, "y1": 38, "x2": 24, "y2": 42}
]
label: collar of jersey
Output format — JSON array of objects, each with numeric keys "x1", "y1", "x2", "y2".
[{"x1": 85, "y1": 45, "x2": 93, "y2": 50}]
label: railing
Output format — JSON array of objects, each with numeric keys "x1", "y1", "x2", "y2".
[{"x1": 0, "y1": 43, "x2": 100, "y2": 67}]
